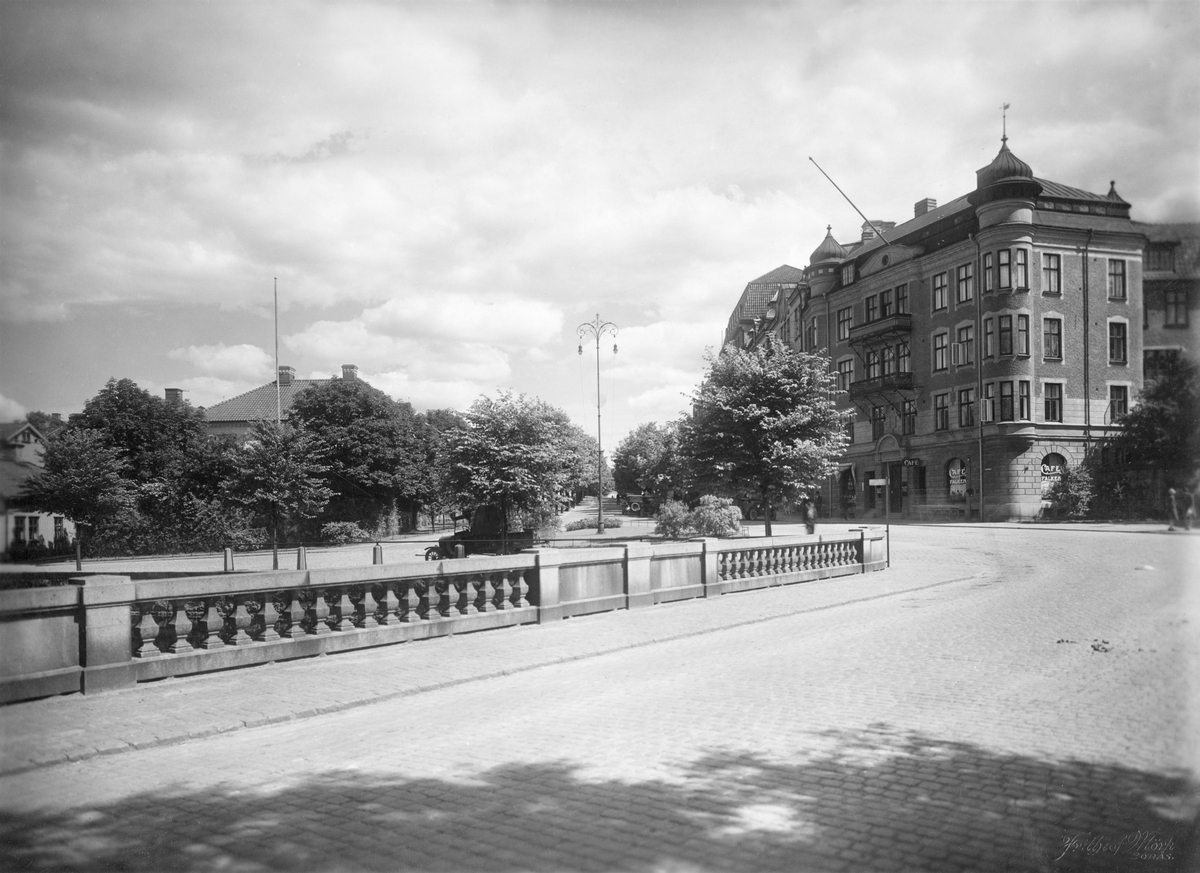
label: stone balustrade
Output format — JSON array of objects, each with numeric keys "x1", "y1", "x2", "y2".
[{"x1": 0, "y1": 529, "x2": 886, "y2": 704}]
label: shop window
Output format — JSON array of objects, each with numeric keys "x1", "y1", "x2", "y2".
[
  {"x1": 946, "y1": 458, "x2": 969, "y2": 503},
  {"x1": 1041, "y1": 453, "x2": 1066, "y2": 501}
]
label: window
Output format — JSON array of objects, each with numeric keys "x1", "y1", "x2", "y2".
[
  {"x1": 1146, "y1": 244, "x2": 1175, "y2": 272},
  {"x1": 867, "y1": 349, "x2": 881, "y2": 379},
  {"x1": 1016, "y1": 315, "x2": 1029, "y2": 356},
  {"x1": 959, "y1": 388, "x2": 975, "y2": 427},
  {"x1": 984, "y1": 318, "x2": 994, "y2": 357},
  {"x1": 984, "y1": 252, "x2": 994, "y2": 292},
  {"x1": 12, "y1": 516, "x2": 25, "y2": 544},
  {"x1": 1109, "y1": 385, "x2": 1129, "y2": 422},
  {"x1": 865, "y1": 295, "x2": 878, "y2": 323},
  {"x1": 1165, "y1": 290, "x2": 1188, "y2": 327},
  {"x1": 896, "y1": 283, "x2": 909, "y2": 314},
  {"x1": 837, "y1": 358, "x2": 854, "y2": 391},
  {"x1": 872, "y1": 406, "x2": 886, "y2": 440},
  {"x1": 1043, "y1": 318, "x2": 1062, "y2": 360},
  {"x1": 1043, "y1": 253, "x2": 1061, "y2": 294},
  {"x1": 1108, "y1": 321, "x2": 1127, "y2": 363},
  {"x1": 1019, "y1": 381, "x2": 1031, "y2": 420},
  {"x1": 999, "y1": 315, "x2": 1013, "y2": 356},
  {"x1": 845, "y1": 411, "x2": 855, "y2": 443},
  {"x1": 1000, "y1": 381, "x2": 1014, "y2": 421},
  {"x1": 842, "y1": 264, "x2": 855, "y2": 285},
  {"x1": 983, "y1": 383, "x2": 995, "y2": 422},
  {"x1": 956, "y1": 324, "x2": 974, "y2": 365},
  {"x1": 54, "y1": 517, "x2": 65, "y2": 541},
  {"x1": 933, "y1": 273, "x2": 948, "y2": 311},
  {"x1": 897, "y1": 342, "x2": 911, "y2": 372},
  {"x1": 837, "y1": 307, "x2": 853, "y2": 340},
  {"x1": 1015, "y1": 249, "x2": 1028, "y2": 289},
  {"x1": 1044, "y1": 383, "x2": 1063, "y2": 422},
  {"x1": 882, "y1": 345, "x2": 896, "y2": 376},
  {"x1": 880, "y1": 288, "x2": 893, "y2": 318},
  {"x1": 902, "y1": 400, "x2": 917, "y2": 435},
  {"x1": 1107, "y1": 260, "x2": 1126, "y2": 299},
  {"x1": 934, "y1": 394, "x2": 949, "y2": 431},
  {"x1": 956, "y1": 263, "x2": 974, "y2": 304},
  {"x1": 807, "y1": 317, "x2": 818, "y2": 350},
  {"x1": 998, "y1": 249, "x2": 1011, "y2": 289},
  {"x1": 933, "y1": 333, "x2": 948, "y2": 371}
]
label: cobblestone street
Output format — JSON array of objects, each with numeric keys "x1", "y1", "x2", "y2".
[{"x1": 1, "y1": 524, "x2": 1196, "y2": 872}]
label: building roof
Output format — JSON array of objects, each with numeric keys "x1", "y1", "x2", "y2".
[
  {"x1": 746, "y1": 264, "x2": 806, "y2": 286},
  {"x1": 204, "y1": 380, "x2": 327, "y2": 424},
  {"x1": 1134, "y1": 221, "x2": 1200, "y2": 279},
  {"x1": 1035, "y1": 178, "x2": 1126, "y2": 204},
  {"x1": 0, "y1": 421, "x2": 42, "y2": 443},
  {"x1": 809, "y1": 227, "x2": 850, "y2": 266}
]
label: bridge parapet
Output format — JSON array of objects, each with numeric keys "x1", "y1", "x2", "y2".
[{"x1": 1, "y1": 529, "x2": 886, "y2": 704}]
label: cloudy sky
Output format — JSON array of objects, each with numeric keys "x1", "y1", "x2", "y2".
[{"x1": 2, "y1": 1, "x2": 1198, "y2": 447}]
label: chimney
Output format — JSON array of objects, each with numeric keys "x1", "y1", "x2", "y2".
[
  {"x1": 165, "y1": 388, "x2": 184, "y2": 404},
  {"x1": 51, "y1": 413, "x2": 62, "y2": 422},
  {"x1": 341, "y1": 364, "x2": 358, "y2": 381},
  {"x1": 861, "y1": 221, "x2": 876, "y2": 243},
  {"x1": 278, "y1": 366, "x2": 295, "y2": 387},
  {"x1": 914, "y1": 198, "x2": 937, "y2": 217}
]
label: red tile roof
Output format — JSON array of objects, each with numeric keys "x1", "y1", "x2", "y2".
[{"x1": 204, "y1": 379, "x2": 330, "y2": 424}]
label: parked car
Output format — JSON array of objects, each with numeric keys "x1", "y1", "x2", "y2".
[{"x1": 424, "y1": 505, "x2": 536, "y2": 560}]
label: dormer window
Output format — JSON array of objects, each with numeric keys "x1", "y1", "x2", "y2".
[{"x1": 842, "y1": 264, "x2": 855, "y2": 285}]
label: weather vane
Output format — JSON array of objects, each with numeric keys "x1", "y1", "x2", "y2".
[{"x1": 1001, "y1": 102, "x2": 1010, "y2": 143}]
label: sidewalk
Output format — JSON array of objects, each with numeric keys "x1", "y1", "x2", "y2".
[{"x1": 0, "y1": 529, "x2": 977, "y2": 777}]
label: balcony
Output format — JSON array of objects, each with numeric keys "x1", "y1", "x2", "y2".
[
  {"x1": 848, "y1": 371, "x2": 916, "y2": 400},
  {"x1": 848, "y1": 313, "x2": 913, "y2": 346}
]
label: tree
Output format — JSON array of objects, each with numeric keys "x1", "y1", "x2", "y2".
[
  {"x1": 419, "y1": 408, "x2": 468, "y2": 528},
  {"x1": 289, "y1": 378, "x2": 427, "y2": 535},
  {"x1": 612, "y1": 421, "x2": 684, "y2": 507},
  {"x1": 1109, "y1": 356, "x2": 1200, "y2": 473},
  {"x1": 680, "y1": 337, "x2": 848, "y2": 536},
  {"x1": 562, "y1": 425, "x2": 613, "y2": 502},
  {"x1": 224, "y1": 420, "x2": 333, "y2": 565},
  {"x1": 22, "y1": 430, "x2": 137, "y2": 568},
  {"x1": 447, "y1": 392, "x2": 576, "y2": 537}
]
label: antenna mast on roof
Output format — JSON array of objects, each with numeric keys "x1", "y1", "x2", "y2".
[
  {"x1": 808, "y1": 157, "x2": 890, "y2": 245},
  {"x1": 274, "y1": 277, "x2": 280, "y2": 426}
]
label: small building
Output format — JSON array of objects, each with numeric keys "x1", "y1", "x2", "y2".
[
  {"x1": 1136, "y1": 221, "x2": 1200, "y2": 381},
  {"x1": 1, "y1": 422, "x2": 75, "y2": 559},
  {"x1": 204, "y1": 364, "x2": 361, "y2": 438}
]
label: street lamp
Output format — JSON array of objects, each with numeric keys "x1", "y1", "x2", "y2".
[{"x1": 578, "y1": 313, "x2": 618, "y2": 534}]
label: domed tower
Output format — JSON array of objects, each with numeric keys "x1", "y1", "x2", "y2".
[
  {"x1": 806, "y1": 226, "x2": 849, "y2": 297},
  {"x1": 968, "y1": 136, "x2": 1043, "y2": 228}
]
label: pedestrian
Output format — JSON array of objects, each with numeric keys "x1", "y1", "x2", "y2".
[
  {"x1": 804, "y1": 496, "x2": 817, "y2": 535},
  {"x1": 1167, "y1": 488, "x2": 1181, "y2": 531},
  {"x1": 1186, "y1": 489, "x2": 1196, "y2": 531}
]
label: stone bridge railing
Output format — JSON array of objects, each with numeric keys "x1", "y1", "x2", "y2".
[{"x1": 0, "y1": 529, "x2": 886, "y2": 704}]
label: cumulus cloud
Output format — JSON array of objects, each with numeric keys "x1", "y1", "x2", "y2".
[
  {"x1": 0, "y1": 393, "x2": 28, "y2": 421},
  {"x1": 168, "y1": 344, "x2": 274, "y2": 379}
]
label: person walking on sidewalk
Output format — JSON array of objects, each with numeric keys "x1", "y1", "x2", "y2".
[
  {"x1": 1168, "y1": 488, "x2": 1182, "y2": 531},
  {"x1": 803, "y1": 496, "x2": 818, "y2": 535}
]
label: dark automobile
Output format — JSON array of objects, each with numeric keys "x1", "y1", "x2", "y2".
[{"x1": 424, "y1": 505, "x2": 535, "y2": 560}]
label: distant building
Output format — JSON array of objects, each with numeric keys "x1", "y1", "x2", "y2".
[
  {"x1": 722, "y1": 265, "x2": 806, "y2": 350},
  {"x1": 1, "y1": 421, "x2": 74, "y2": 558},
  {"x1": 204, "y1": 364, "x2": 361, "y2": 438},
  {"x1": 1135, "y1": 221, "x2": 1200, "y2": 380},
  {"x1": 728, "y1": 135, "x2": 1153, "y2": 522}
]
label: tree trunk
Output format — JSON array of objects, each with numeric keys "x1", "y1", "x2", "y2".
[
  {"x1": 763, "y1": 494, "x2": 773, "y2": 537},
  {"x1": 75, "y1": 534, "x2": 82, "y2": 572}
]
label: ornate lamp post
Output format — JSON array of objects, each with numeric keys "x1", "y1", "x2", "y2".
[{"x1": 578, "y1": 313, "x2": 618, "y2": 534}]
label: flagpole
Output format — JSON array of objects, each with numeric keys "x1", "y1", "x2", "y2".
[{"x1": 274, "y1": 277, "x2": 280, "y2": 426}]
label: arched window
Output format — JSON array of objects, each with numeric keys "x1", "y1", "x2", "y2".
[{"x1": 1041, "y1": 453, "x2": 1066, "y2": 500}]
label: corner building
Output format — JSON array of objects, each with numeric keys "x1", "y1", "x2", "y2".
[{"x1": 791, "y1": 138, "x2": 1144, "y2": 521}]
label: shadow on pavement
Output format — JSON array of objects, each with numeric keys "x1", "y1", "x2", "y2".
[{"x1": 2, "y1": 725, "x2": 1194, "y2": 872}]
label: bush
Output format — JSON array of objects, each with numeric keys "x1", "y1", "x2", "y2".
[
  {"x1": 1046, "y1": 466, "x2": 1093, "y2": 519},
  {"x1": 321, "y1": 521, "x2": 371, "y2": 545},
  {"x1": 563, "y1": 516, "x2": 622, "y2": 531},
  {"x1": 655, "y1": 495, "x2": 743, "y2": 538}
]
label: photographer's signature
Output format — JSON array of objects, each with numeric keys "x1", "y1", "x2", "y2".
[{"x1": 1056, "y1": 830, "x2": 1177, "y2": 862}]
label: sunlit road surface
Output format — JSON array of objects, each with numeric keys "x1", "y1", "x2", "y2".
[{"x1": 1, "y1": 524, "x2": 1196, "y2": 871}]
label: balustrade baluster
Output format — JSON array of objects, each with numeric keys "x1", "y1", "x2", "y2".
[
  {"x1": 168, "y1": 600, "x2": 195, "y2": 653},
  {"x1": 420, "y1": 579, "x2": 446, "y2": 621},
  {"x1": 197, "y1": 598, "x2": 226, "y2": 649},
  {"x1": 374, "y1": 583, "x2": 398, "y2": 625},
  {"x1": 512, "y1": 570, "x2": 529, "y2": 608},
  {"x1": 354, "y1": 585, "x2": 380, "y2": 629},
  {"x1": 328, "y1": 588, "x2": 355, "y2": 632},
  {"x1": 256, "y1": 594, "x2": 281, "y2": 643},
  {"x1": 305, "y1": 589, "x2": 331, "y2": 635},
  {"x1": 133, "y1": 603, "x2": 161, "y2": 658},
  {"x1": 493, "y1": 572, "x2": 511, "y2": 610},
  {"x1": 474, "y1": 574, "x2": 491, "y2": 613},
  {"x1": 399, "y1": 581, "x2": 419, "y2": 622},
  {"x1": 227, "y1": 597, "x2": 254, "y2": 646},
  {"x1": 276, "y1": 592, "x2": 306, "y2": 638}
]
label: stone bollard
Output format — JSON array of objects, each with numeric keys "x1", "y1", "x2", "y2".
[
  {"x1": 297, "y1": 546, "x2": 307, "y2": 570},
  {"x1": 223, "y1": 547, "x2": 234, "y2": 573},
  {"x1": 454, "y1": 544, "x2": 465, "y2": 560},
  {"x1": 373, "y1": 543, "x2": 384, "y2": 565}
]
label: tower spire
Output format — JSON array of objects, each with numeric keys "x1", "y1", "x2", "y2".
[{"x1": 1001, "y1": 102, "x2": 1010, "y2": 145}]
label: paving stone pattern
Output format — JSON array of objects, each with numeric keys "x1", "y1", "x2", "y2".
[{"x1": 0, "y1": 524, "x2": 1196, "y2": 872}]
